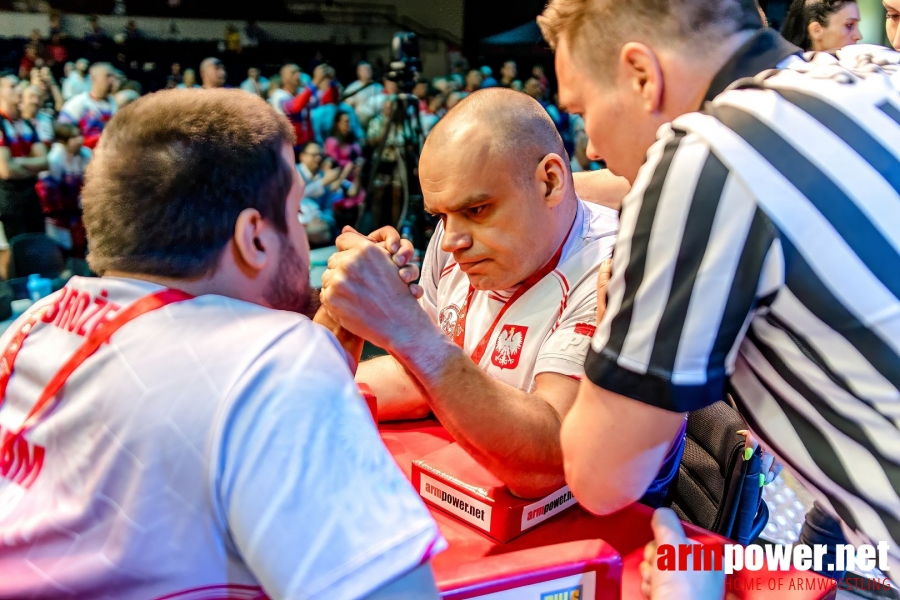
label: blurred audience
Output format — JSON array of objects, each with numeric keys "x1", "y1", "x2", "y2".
[
  {"x1": 0, "y1": 22, "x2": 610, "y2": 255},
  {"x1": 0, "y1": 75, "x2": 48, "y2": 241}
]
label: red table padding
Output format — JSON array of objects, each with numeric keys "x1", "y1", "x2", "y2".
[
  {"x1": 441, "y1": 539, "x2": 621, "y2": 599},
  {"x1": 381, "y1": 420, "x2": 836, "y2": 600}
]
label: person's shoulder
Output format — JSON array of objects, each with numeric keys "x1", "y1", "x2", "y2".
[
  {"x1": 579, "y1": 197, "x2": 619, "y2": 241},
  {"x1": 47, "y1": 142, "x2": 65, "y2": 160}
]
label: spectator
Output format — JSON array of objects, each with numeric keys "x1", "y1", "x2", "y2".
[
  {"x1": 781, "y1": 0, "x2": 861, "y2": 51},
  {"x1": 296, "y1": 141, "x2": 342, "y2": 245},
  {"x1": 165, "y1": 62, "x2": 181, "y2": 89},
  {"x1": 408, "y1": 79, "x2": 430, "y2": 119},
  {"x1": 113, "y1": 0, "x2": 127, "y2": 16},
  {"x1": 19, "y1": 45, "x2": 39, "y2": 81},
  {"x1": 59, "y1": 62, "x2": 117, "y2": 149},
  {"x1": 177, "y1": 68, "x2": 199, "y2": 89},
  {"x1": 532, "y1": 64, "x2": 549, "y2": 98},
  {"x1": 324, "y1": 110, "x2": 365, "y2": 206},
  {"x1": 419, "y1": 90, "x2": 445, "y2": 137},
  {"x1": 313, "y1": 64, "x2": 340, "y2": 104},
  {"x1": 20, "y1": 84, "x2": 55, "y2": 144},
  {"x1": 123, "y1": 19, "x2": 141, "y2": 44},
  {"x1": 114, "y1": 89, "x2": 139, "y2": 109},
  {"x1": 108, "y1": 67, "x2": 126, "y2": 95},
  {"x1": 199, "y1": 57, "x2": 227, "y2": 89},
  {"x1": 343, "y1": 61, "x2": 384, "y2": 127},
  {"x1": 62, "y1": 61, "x2": 74, "y2": 80},
  {"x1": 244, "y1": 20, "x2": 264, "y2": 49},
  {"x1": 523, "y1": 77, "x2": 561, "y2": 128},
  {"x1": 37, "y1": 122, "x2": 90, "y2": 258},
  {"x1": 269, "y1": 63, "x2": 323, "y2": 150},
  {"x1": 224, "y1": 24, "x2": 242, "y2": 54},
  {"x1": 480, "y1": 65, "x2": 498, "y2": 87},
  {"x1": 28, "y1": 30, "x2": 45, "y2": 61},
  {"x1": 359, "y1": 77, "x2": 399, "y2": 125},
  {"x1": 29, "y1": 67, "x2": 63, "y2": 113},
  {"x1": 266, "y1": 74, "x2": 280, "y2": 98},
  {"x1": 48, "y1": 11, "x2": 63, "y2": 38},
  {"x1": 499, "y1": 60, "x2": 522, "y2": 90},
  {"x1": 463, "y1": 69, "x2": 483, "y2": 93},
  {"x1": 46, "y1": 33, "x2": 67, "y2": 69},
  {"x1": 240, "y1": 67, "x2": 269, "y2": 97},
  {"x1": 84, "y1": 16, "x2": 107, "y2": 60},
  {"x1": 62, "y1": 58, "x2": 90, "y2": 100},
  {"x1": 0, "y1": 75, "x2": 48, "y2": 242},
  {"x1": 445, "y1": 91, "x2": 466, "y2": 111}
]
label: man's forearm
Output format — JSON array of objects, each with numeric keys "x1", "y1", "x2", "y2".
[
  {"x1": 356, "y1": 355, "x2": 429, "y2": 421},
  {"x1": 389, "y1": 320, "x2": 567, "y2": 498}
]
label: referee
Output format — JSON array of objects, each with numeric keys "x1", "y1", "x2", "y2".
[{"x1": 540, "y1": 0, "x2": 900, "y2": 564}]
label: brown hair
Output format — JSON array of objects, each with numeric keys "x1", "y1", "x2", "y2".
[
  {"x1": 54, "y1": 122, "x2": 81, "y2": 143},
  {"x1": 82, "y1": 88, "x2": 295, "y2": 277},
  {"x1": 538, "y1": 0, "x2": 764, "y2": 78}
]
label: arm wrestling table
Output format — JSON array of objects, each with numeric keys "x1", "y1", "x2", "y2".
[{"x1": 379, "y1": 419, "x2": 835, "y2": 600}]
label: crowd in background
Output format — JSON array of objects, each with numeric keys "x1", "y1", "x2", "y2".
[
  {"x1": 0, "y1": 12, "x2": 602, "y2": 267},
  {"x1": 0, "y1": 0, "x2": 889, "y2": 277}
]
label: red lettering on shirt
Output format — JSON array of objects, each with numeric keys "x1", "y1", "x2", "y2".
[
  {"x1": 0, "y1": 425, "x2": 44, "y2": 488},
  {"x1": 574, "y1": 323, "x2": 596, "y2": 337},
  {"x1": 44, "y1": 287, "x2": 121, "y2": 338}
]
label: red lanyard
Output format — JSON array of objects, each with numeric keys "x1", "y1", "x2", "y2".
[
  {"x1": 453, "y1": 237, "x2": 567, "y2": 364},
  {"x1": 0, "y1": 288, "x2": 193, "y2": 448}
]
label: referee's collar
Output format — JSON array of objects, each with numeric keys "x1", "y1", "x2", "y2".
[{"x1": 704, "y1": 28, "x2": 802, "y2": 103}]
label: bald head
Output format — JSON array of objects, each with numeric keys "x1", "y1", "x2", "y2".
[
  {"x1": 200, "y1": 58, "x2": 226, "y2": 89},
  {"x1": 425, "y1": 87, "x2": 568, "y2": 182},
  {"x1": 419, "y1": 88, "x2": 576, "y2": 291}
]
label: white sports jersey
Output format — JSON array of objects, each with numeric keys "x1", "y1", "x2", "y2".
[
  {"x1": 419, "y1": 199, "x2": 618, "y2": 392},
  {"x1": 58, "y1": 92, "x2": 117, "y2": 143},
  {"x1": 268, "y1": 88, "x2": 293, "y2": 115},
  {"x1": 0, "y1": 276, "x2": 443, "y2": 599}
]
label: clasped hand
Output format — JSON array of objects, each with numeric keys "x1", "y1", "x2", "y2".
[{"x1": 319, "y1": 226, "x2": 425, "y2": 352}]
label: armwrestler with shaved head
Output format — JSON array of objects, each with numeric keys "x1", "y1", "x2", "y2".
[{"x1": 319, "y1": 88, "x2": 685, "y2": 499}]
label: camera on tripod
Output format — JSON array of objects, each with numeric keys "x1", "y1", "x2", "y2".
[{"x1": 386, "y1": 32, "x2": 423, "y2": 94}]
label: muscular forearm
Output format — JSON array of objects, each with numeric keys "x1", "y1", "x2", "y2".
[
  {"x1": 356, "y1": 355, "x2": 429, "y2": 421},
  {"x1": 389, "y1": 319, "x2": 567, "y2": 498}
]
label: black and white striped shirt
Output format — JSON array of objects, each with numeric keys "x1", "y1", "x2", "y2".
[{"x1": 585, "y1": 35, "x2": 900, "y2": 556}]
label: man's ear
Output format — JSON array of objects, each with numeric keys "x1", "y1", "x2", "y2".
[
  {"x1": 535, "y1": 152, "x2": 569, "y2": 209},
  {"x1": 232, "y1": 207, "x2": 279, "y2": 275},
  {"x1": 619, "y1": 42, "x2": 663, "y2": 113}
]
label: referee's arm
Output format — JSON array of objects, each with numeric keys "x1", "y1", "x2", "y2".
[{"x1": 562, "y1": 127, "x2": 779, "y2": 515}]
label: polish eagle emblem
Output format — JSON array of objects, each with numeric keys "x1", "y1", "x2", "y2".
[
  {"x1": 491, "y1": 325, "x2": 528, "y2": 369},
  {"x1": 439, "y1": 305, "x2": 461, "y2": 338}
]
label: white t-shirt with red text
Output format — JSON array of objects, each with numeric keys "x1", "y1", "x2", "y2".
[
  {"x1": 419, "y1": 199, "x2": 619, "y2": 392},
  {"x1": 0, "y1": 276, "x2": 443, "y2": 599}
]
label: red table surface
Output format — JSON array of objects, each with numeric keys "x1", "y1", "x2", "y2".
[{"x1": 380, "y1": 420, "x2": 835, "y2": 600}]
